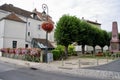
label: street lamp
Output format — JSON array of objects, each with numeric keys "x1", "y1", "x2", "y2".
[
  {"x1": 42, "y1": 4, "x2": 48, "y2": 21},
  {"x1": 41, "y1": 4, "x2": 53, "y2": 63}
]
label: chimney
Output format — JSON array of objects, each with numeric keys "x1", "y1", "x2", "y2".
[
  {"x1": 9, "y1": 4, "x2": 13, "y2": 7},
  {"x1": 82, "y1": 17, "x2": 84, "y2": 20},
  {"x1": 95, "y1": 20, "x2": 97, "y2": 23}
]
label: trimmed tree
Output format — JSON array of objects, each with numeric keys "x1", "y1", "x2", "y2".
[
  {"x1": 77, "y1": 20, "x2": 94, "y2": 54},
  {"x1": 55, "y1": 14, "x2": 81, "y2": 58}
]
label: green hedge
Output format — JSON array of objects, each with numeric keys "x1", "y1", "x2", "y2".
[{"x1": 52, "y1": 50, "x2": 61, "y2": 60}]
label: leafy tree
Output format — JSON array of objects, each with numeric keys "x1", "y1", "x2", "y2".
[
  {"x1": 88, "y1": 26, "x2": 101, "y2": 53},
  {"x1": 107, "y1": 32, "x2": 112, "y2": 47},
  {"x1": 97, "y1": 30, "x2": 108, "y2": 52},
  {"x1": 55, "y1": 14, "x2": 81, "y2": 58},
  {"x1": 77, "y1": 21, "x2": 94, "y2": 54}
]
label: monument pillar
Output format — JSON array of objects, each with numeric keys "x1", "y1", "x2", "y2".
[{"x1": 110, "y1": 21, "x2": 120, "y2": 52}]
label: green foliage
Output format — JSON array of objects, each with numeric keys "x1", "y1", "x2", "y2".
[
  {"x1": 55, "y1": 45, "x2": 64, "y2": 54},
  {"x1": 77, "y1": 20, "x2": 95, "y2": 53},
  {"x1": 103, "y1": 52, "x2": 111, "y2": 57},
  {"x1": 98, "y1": 30, "x2": 109, "y2": 52},
  {"x1": 55, "y1": 14, "x2": 81, "y2": 46},
  {"x1": 55, "y1": 14, "x2": 81, "y2": 58},
  {"x1": 52, "y1": 50, "x2": 61, "y2": 60},
  {"x1": 107, "y1": 32, "x2": 112, "y2": 46},
  {"x1": 25, "y1": 54, "x2": 40, "y2": 62},
  {"x1": 52, "y1": 45, "x2": 64, "y2": 60},
  {"x1": 55, "y1": 14, "x2": 110, "y2": 55},
  {"x1": 68, "y1": 45, "x2": 75, "y2": 56}
]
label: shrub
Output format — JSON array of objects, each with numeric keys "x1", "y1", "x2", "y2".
[
  {"x1": 103, "y1": 51, "x2": 111, "y2": 57},
  {"x1": 68, "y1": 45, "x2": 75, "y2": 56},
  {"x1": 15, "y1": 48, "x2": 22, "y2": 54},
  {"x1": 0, "y1": 48, "x2": 41, "y2": 62},
  {"x1": 0, "y1": 48, "x2": 9, "y2": 53},
  {"x1": 52, "y1": 50, "x2": 61, "y2": 60},
  {"x1": 55, "y1": 45, "x2": 64, "y2": 54},
  {"x1": 9, "y1": 48, "x2": 15, "y2": 54}
]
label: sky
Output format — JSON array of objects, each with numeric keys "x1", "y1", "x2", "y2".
[{"x1": 0, "y1": 0, "x2": 120, "y2": 32}]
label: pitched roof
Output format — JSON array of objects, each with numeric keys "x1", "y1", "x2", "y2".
[
  {"x1": 87, "y1": 20, "x2": 101, "y2": 25},
  {"x1": 0, "y1": 4, "x2": 32, "y2": 18},
  {"x1": 2, "y1": 12, "x2": 26, "y2": 23},
  {"x1": 33, "y1": 9, "x2": 54, "y2": 24},
  {"x1": 0, "y1": 4, "x2": 54, "y2": 24},
  {"x1": 32, "y1": 38, "x2": 54, "y2": 49}
]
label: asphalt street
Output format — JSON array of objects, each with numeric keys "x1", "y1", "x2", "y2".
[
  {"x1": 0, "y1": 61, "x2": 107, "y2": 80},
  {"x1": 84, "y1": 59, "x2": 120, "y2": 72}
]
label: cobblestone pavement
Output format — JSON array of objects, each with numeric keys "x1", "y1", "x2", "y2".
[{"x1": 0, "y1": 56, "x2": 120, "y2": 80}]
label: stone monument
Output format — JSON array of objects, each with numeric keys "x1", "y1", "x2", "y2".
[{"x1": 110, "y1": 21, "x2": 120, "y2": 52}]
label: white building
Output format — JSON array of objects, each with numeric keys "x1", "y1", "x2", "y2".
[{"x1": 0, "y1": 4, "x2": 54, "y2": 49}]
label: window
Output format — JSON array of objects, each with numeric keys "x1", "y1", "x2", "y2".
[
  {"x1": 25, "y1": 44, "x2": 28, "y2": 48},
  {"x1": 12, "y1": 41, "x2": 17, "y2": 48},
  {"x1": 28, "y1": 32, "x2": 30, "y2": 36},
  {"x1": 28, "y1": 22, "x2": 30, "y2": 26},
  {"x1": 38, "y1": 24, "x2": 41, "y2": 30}
]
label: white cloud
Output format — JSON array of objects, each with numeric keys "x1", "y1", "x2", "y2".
[{"x1": 0, "y1": 0, "x2": 120, "y2": 32}]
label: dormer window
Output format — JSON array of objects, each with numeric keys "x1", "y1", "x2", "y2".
[{"x1": 33, "y1": 13, "x2": 37, "y2": 19}]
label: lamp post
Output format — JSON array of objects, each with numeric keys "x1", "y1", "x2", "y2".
[
  {"x1": 42, "y1": 4, "x2": 48, "y2": 21},
  {"x1": 41, "y1": 4, "x2": 53, "y2": 63}
]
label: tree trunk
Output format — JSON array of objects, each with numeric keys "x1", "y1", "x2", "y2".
[
  {"x1": 64, "y1": 46, "x2": 68, "y2": 59},
  {"x1": 93, "y1": 46, "x2": 96, "y2": 54},
  {"x1": 82, "y1": 45, "x2": 85, "y2": 54},
  {"x1": 101, "y1": 47, "x2": 103, "y2": 53}
]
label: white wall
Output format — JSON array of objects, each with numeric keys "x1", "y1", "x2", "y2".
[
  {"x1": 19, "y1": 16, "x2": 55, "y2": 42},
  {"x1": 0, "y1": 20, "x2": 5, "y2": 48},
  {"x1": 4, "y1": 38, "x2": 25, "y2": 48},
  {"x1": 3, "y1": 20, "x2": 26, "y2": 48},
  {"x1": 0, "y1": 38, "x2": 3, "y2": 48},
  {"x1": 0, "y1": 20, "x2": 5, "y2": 37}
]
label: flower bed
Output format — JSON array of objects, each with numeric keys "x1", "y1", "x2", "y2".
[
  {"x1": 0, "y1": 48, "x2": 41, "y2": 62},
  {"x1": 95, "y1": 52, "x2": 103, "y2": 57}
]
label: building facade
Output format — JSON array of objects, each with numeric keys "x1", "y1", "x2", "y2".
[{"x1": 0, "y1": 4, "x2": 54, "y2": 49}]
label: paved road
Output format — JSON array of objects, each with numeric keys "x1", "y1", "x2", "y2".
[
  {"x1": 0, "y1": 61, "x2": 107, "y2": 80},
  {"x1": 84, "y1": 59, "x2": 120, "y2": 72}
]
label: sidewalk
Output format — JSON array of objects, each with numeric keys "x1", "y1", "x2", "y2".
[{"x1": 0, "y1": 56, "x2": 120, "y2": 80}]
